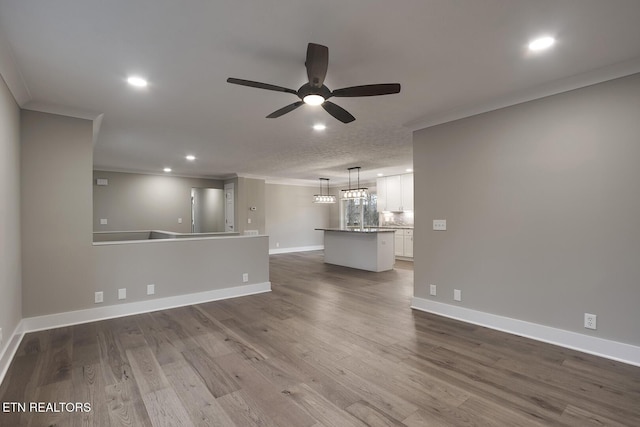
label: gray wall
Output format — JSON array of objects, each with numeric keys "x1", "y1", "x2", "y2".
[
  {"x1": 94, "y1": 236, "x2": 269, "y2": 305},
  {"x1": 93, "y1": 170, "x2": 223, "y2": 232},
  {"x1": 0, "y1": 74, "x2": 21, "y2": 348},
  {"x1": 413, "y1": 72, "x2": 640, "y2": 345},
  {"x1": 235, "y1": 177, "x2": 266, "y2": 234},
  {"x1": 21, "y1": 111, "x2": 94, "y2": 317},
  {"x1": 265, "y1": 183, "x2": 329, "y2": 250},
  {"x1": 192, "y1": 188, "x2": 224, "y2": 232}
]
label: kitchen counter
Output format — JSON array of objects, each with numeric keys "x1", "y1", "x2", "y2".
[{"x1": 315, "y1": 228, "x2": 395, "y2": 272}]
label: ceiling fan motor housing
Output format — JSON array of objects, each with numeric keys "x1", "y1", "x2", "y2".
[{"x1": 298, "y1": 84, "x2": 332, "y2": 102}]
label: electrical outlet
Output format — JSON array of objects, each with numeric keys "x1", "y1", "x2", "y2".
[
  {"x1": 276, "y1": 242, "x2": 280, "y2": 248},
  {"x1": 118, "y1": 288, "x2": 127, "y2": 300},
  {"x1": 242, "y1": 273, "x2": 249, "y2": 283},
  {"x1": 429, "y1": 284, "x2": 437, "y2": 296},
  {"x1": 100, "y1": 218, "x2": 108, "y2": 225},
  {"x1": 95, "y1": 291, "x2": 103, "y2": 304},
  {"x1": 584, "y1": 313, "x2": 597, "y2": 330},
  {"x1": 147, "y1": 284, "x2": 155, "y2": 295},
  {"x1": 454, "y1": 289, "x2": 462, "y2": 301},
  {"x1": 178, "y1": 218, "x2": 183, "y2": 224}
]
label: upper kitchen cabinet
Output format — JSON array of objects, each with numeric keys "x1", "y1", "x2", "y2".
[
  {"x1": 401, "y1": 173, "x2": 414, "y2": 211},
  {"x1": 377, "y1": 173, "x2": 413, "y2": 212},
  {"x1": 384, "y1": 175, "x2": 402, "y2": 211}
]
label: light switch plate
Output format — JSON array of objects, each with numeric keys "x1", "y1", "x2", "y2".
[{"x1": 433, "y1": 219, "x2": 447, "y2": 231}]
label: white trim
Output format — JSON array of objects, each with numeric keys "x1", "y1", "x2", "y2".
[
  {"x1": 1, "y1": 281, "x2": 271, "y2": 385},
  {"x1": 0, "y1": 322, "x2": 26, "y2": 387},
  {"x1": 21, "y1": 282, "x2": 271, "y2": 333},
  {"x1": 0, "y1": 25, "x2": 31, "y2": 106},
  {"x1": 411, "y1": 297, "x2": 640, "y2": 367},
  {"x1": 405, "y1": 57, "x2": 640, "y2": 132},
  {"x1": 269, "y1": 245, "x2": 323, "y2": 255},
  {"x1": 21, "y1": 100, "x2": 102, "y2": 121}
]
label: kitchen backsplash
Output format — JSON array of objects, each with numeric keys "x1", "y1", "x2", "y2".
[{"x1": 379, "y1": 211, "x2": 414, "y2": 227}]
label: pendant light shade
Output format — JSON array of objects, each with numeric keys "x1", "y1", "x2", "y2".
[
  {"x1": 313, "y1": 178, "x2": 336, "y2": 203},
  {"x1": 341, "y1": 167, "x2": 369, "y2": 200}
]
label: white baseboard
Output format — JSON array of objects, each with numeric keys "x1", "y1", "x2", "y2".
[
  {"x1": 0, "y1": 282, "x2": 271, "y2": 386},
  {"x1": 269, "y1": 245, "x2": 323, "y2": 255},
  {"x1": 411, "y1": 297, "x2": 640, "y2": 367},
  {"x1": 0, "y1": 322, "x2": 25, "y2": 388}
]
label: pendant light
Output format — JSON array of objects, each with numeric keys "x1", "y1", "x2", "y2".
[
  {"x1": 313, "y1": 178, "x2": 336, "y2": 203},
  {"x1": 341, "y1": 167, "x2": 369, "y2": 200}
]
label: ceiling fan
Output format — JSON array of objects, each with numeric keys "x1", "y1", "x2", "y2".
[{"x1": 227, "y1": 43, "x2": 401, "y2": 123}]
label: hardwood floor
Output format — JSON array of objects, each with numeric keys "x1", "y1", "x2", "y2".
[{"x1": 1, "y1": 251, "x2": 639, "y2": 426}]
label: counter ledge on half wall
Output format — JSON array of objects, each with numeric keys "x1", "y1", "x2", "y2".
[{"x1": 314, "y1": 228, "x2": 396, "y2": 233}]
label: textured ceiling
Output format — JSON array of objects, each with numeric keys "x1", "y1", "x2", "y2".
[{"x1": 1, "y1": 0, "x2": 640, "y2": 184}]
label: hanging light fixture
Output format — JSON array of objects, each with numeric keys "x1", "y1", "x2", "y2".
[
  {"x1": 313, "y1": 178, "x2": 337, "y2": 203},
  {"x1": 341, "y1": 167, "x2": 369, "y2": 200}
]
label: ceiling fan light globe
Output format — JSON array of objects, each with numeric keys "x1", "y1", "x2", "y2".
[{"x1": 303, "y1": 94, "x2": 325, "y2": 106}]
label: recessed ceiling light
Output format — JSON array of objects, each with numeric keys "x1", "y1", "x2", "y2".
[
  {"x1": 127, "y1": 76, "x2": 148, "y2": 87},
  {"x1": 377, "y1": 173, "x2": 384, "y2": 177},
  {"x1": 406, "y1": 168, "x2": 413, "y2": 172},
  {"x1": 313, "y1": 124, "x2": 326, "y2": 131},
  {"x1": 185, "y1": 155, "x2": 196, "y2": 161},
  {"x1": 163, "y1": 167, "x2": 172, "y2": 172},
  {"x1": 528, "y1": 36, "x2": 555, "y2": 51}
]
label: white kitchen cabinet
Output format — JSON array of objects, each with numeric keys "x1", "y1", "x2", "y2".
[
  {"x1": 385, "y1": 175, "x2": 402, "y2": 211},
  {"x1": 401, "y1": 174, "x2": 414, "y2": 211},
  {"x1": 403, "y1": 229, "x2": 414, "y2": 257},
  {"x1": 377, "y1": 173, "x2": 413, "y2": 212},
  {"x1": 394, "y1": 230, "x2": 404, "y2": 256},
  {"x1": 394, "y1": 229, "x2": 414, "y2": 258}
]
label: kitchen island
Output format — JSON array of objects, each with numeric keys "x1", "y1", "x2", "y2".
[{"x1": 315, "y1": 228, "x2": 396, "y2": 272}]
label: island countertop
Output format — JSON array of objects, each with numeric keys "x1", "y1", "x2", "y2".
[{"x1": 315, "y1": 228, "x2": 396, "y2": 233}]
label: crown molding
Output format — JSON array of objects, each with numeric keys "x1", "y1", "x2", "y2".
[
  {"x1": 0, "y1": 25, "x2": 31, "y2": 106},
  {"x1": 405, "y1": 56, "x2": 640, "y2": 132}
]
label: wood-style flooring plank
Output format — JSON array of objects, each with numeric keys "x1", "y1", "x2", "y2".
[
  {"x1": 283, "y1": 383, "x2": 367, "y2": 427},
  {"x1": 161, "y1": 360, "x2": 237, "y2": 427},
  {"x1": 215, "y1": 390, "x2": 280, "y2": 427},
  {"x1": 180, "y1": 347, "x2": 240, "y2": 398},
  {"x1": 70, "y1": 362, "x2": 110, "y2": 427},
  {"x1": 213, "y1": 352, "x2": 317, "y2": 427}
]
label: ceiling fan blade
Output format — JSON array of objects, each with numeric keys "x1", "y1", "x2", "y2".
[
  {"x1": 305, "y1": 43, "x2": 329, "y2": 88},
  {"x1": 332, "y1": 83, "x2": 401, "y2": 97},
  {"x1": 322, "y1": 101, "x2": 355, "y2": 123},
  {"x1": 266, "y1": 101, "x2": 304, "y2": 118},
  {"x1": 227, "y1": 78, "x2": 298, "y2": 95}
]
